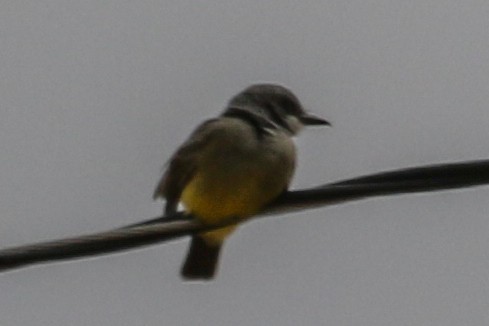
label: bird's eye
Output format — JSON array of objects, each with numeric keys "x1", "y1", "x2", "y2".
[{"x1": 279, "y1": 100, "x2": 296, "y2": 116}]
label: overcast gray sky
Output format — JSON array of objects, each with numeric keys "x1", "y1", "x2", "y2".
[{"x1": 1, "y1": 1, "x2": 489, "y2": 325}]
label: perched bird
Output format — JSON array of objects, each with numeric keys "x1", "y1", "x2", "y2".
[{"x1": 154, "y1": 84, "x2": 330, "y2": 280}]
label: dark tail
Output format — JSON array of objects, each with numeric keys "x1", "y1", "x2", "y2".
[{"x1": 181, "y1": 236, "x2": 222, "y2": 280}]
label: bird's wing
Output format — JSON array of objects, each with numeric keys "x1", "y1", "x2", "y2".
[{"x1": 153, "y1": 118, "x2": 219, "y2": 214}]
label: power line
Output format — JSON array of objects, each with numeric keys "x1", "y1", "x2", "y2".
[{"x1": 1, "y1": 159, "x2": 488, "y2": 273}]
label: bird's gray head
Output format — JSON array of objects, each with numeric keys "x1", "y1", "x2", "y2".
[{"x1": 224, "y1": 84, "x2": 330, "y2": 135}]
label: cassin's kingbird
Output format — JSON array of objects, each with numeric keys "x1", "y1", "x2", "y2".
[{"x1": 154, "y1": 84, "x2": 330, "y2": 280}]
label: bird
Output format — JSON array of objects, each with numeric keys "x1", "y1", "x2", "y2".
[{"x1": 153, "y1": 84, "x2": 330, "y2": 280}]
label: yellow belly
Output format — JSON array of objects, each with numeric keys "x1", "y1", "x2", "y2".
[
  {"x1": 181, "y1": 169, "x2": 284, "y2": 245},
  {"x1": 178, "y1": 118, "x2": 296, "y2": 245}
]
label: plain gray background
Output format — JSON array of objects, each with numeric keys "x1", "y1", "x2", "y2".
[{"x1": 1, "y1": 1, "x2": 489, "y2": 325}]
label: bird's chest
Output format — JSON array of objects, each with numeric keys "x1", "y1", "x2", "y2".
[{"x1": 181, "y1": 141, "x2": 293, "y2": 222}]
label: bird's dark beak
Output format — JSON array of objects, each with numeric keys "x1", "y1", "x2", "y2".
[{"x1": 300, "y1": 113, "x2": 331, "y2": 126}]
